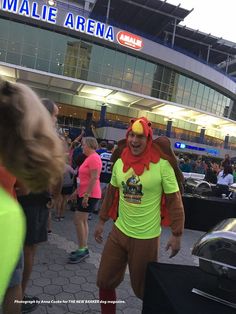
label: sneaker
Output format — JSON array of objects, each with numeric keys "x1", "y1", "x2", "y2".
[
  {"x1": 60, "y1": 216, "x2": 65, "y2": 221},
  {"x1": 69, "y1": 249, "x2": 80, "y2": 257},
  {"x1": 21, "y1": 295, "x2": 39, "y2": 313},
  {"x1": 69, "y1": 248, "x2": 89, "y2": 257},
  {"x1": 88, "y1": 213, "x2": 92, "y2": 220},
  {"x1": 68, "y1": 249, "x2": 89, "y2": 263},
  {"x1": 48, "y1": 230, "x2": 52, "y2": 234}
]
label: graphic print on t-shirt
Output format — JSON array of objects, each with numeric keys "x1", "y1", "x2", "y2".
[
  {"x1": 100, "y1": 152, "x2": 113, "y2": 183},
  {"x1": 121, "y1": 174, "x2": 143, "y2": 204}
]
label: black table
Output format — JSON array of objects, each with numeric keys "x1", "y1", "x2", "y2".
[
  {"x1": 183, "y1": 194, "x2": 236, "y2": 232},
  {"x1": 142, "y1": 262, "x2": 236, "y2": 314}
]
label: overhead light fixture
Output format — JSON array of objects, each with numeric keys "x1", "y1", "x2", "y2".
[
  {"x1": 81, "y1": 86, "x2": 113, "y2": 97},
  {"x1": 151, "y1": 104, "x2": 163, "y2": 110},
  {"x1": 101, "y1": 102, "x2": 112, "y2": 108},
  {"x1": 47, "y1": 0, "x2": 56, "y2": 6},
  {"x1": 164, "y1": 117, "x2": 175, "y2": 122}
]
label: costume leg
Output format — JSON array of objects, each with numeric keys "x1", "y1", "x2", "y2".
[
  {"x1": 99, "y1": 288, "x2": 116, "y2": 314},
  {"x1": 97, "y1": 225, "x2": 128, "y2": 289},
  {"x1": 97, "y1": 225, "x2": 128, "y2": 314},
  {"x1": 128, "y1": 236, "x2": 159, "y2": 299}
]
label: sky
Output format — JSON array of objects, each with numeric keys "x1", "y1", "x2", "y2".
[{"x1": 167, "y1": 0, "x2": 236, "y2": 43}]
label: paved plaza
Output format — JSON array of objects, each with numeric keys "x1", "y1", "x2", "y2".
[{"x1": 5, "y1": 210, "x2": 204, "y2": 314}]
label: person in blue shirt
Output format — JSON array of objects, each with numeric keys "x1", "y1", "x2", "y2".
[
  {"x1": 96, "y1": 141, "x2": 108, "y2": 155},
  {"x1": 179, "y1": 158, "x2": 192, "y2": 173},
  {"x1": 94, "y1": 143, "x2": 114, "y2": 214}
]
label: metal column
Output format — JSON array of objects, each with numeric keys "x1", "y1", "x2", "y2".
[
  {"x1": 171, "y1": 18, "x2": 177, "y2": 48},
  {"x1": 224, "y1": 134, "x2": 230, "y2": 149},
  {"x1": 206, "y1": 45, "x2": 211, "y2": 63},
  {"x1": 166, "y1": 119, "x2": 173, "y2": 138},
  {"x1": 106, "y1": 0, "x2": 111, "y2": 24},
  {"x1": 199, "y1": 127, "x2": 206, "y2": 144}
]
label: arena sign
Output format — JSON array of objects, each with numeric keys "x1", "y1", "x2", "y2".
[
  {"x1": 174, "y1": 142, "x2": 219, "y2": 156},
  {"x1": 0, "y1": 0, "x2": 114, "y2": 41},
  {"x1": 0, "y1": 0, "x2": 144, "y2": 48},
  {"x1": 117, "y1": 31, "x2": 143, "y2": 50}
]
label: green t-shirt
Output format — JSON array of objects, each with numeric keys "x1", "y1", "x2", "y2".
[
  {"x1": 111, "y1": 158, "x2": 179, "y2": 239},
  {"x1": 0, "y1": 188, "x2": 25, "y2": 303}
]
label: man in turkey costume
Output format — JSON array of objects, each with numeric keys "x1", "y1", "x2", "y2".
[{"x1": 94, "y1": 117, "x2": 185, "y2": 314}]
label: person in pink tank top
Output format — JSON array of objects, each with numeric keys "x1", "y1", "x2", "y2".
[{"x1": 69, "y1": 137, "x2": 102, "y2": 264}]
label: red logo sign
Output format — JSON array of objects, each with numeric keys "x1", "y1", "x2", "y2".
[{"x1": 117, "y1": 31, "x2": 143, "y2": 50}]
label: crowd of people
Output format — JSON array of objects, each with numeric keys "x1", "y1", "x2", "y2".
[
  {"x1": 177, "y1": 153, "x2": 235, "y2": 186},
  {"x1": 1, "y1": 77, "x2": 233, "y2": 314},
  {"x1": 0, "y1": 79, "x2": 64, "y2": 313}
]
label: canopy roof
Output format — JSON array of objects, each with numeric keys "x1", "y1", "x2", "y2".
[{"x1": 90, "y1": 0, "x2": 236, "y2": 79}]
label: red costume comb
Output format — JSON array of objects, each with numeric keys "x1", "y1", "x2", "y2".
[
  {"x1": 126, "y1": 117, "x2": 153, "y2": 138},
  {"x1": 121, "y1": 117, "x2": 159, "y2": 175}
]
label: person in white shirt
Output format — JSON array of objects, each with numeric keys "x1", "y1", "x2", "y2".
[{"x1": 217, "y1": 165, "x2": 234, "y2": 186}]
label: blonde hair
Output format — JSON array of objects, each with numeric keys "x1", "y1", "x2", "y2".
[
  {"x1": 0, "y1": 79, "x2": 65, "y2": 192},
  {"x1": 83, "y1": 137, "x2": 98, "y2": 150}
]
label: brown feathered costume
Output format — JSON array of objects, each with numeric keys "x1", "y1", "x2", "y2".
[{"x1": 99, "y1": 117, "x2": 185, "y2": 234}]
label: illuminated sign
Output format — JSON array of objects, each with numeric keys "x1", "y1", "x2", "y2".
[
  {"x1": 1, "y1": 0, "x2": 58, "y2": 23},
  {"x1": 1, "y1": 0, "x2": 114, "y2": 41},
  {"x1": 0, "y1": 0, "x2": 144, "y2": 47},
  {"x1": 174, "y1": 142, "x2": 219, "y2": 156},
  {"x1": 63, "y1": 14, "x2": 114, "y2": 41},
  {"x1": 117, "y1": 31, "x2": 143, "y2": 50}
]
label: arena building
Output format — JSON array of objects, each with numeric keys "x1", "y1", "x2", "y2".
[{"x1": 1, "y1": 0, "x2": 236, "y2": 158}]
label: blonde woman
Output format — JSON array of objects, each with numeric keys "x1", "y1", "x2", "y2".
[
  {"x1": 0, "y1": 79, "x2": 64, "y2": 313},
  {"x1": 16, "y1": 97, "x2": 62, "y2": 312},
  {"x1": 69, "y1": 137, "x2": 102, "y2": 263}
]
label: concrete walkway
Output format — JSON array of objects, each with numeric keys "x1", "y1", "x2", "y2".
[{"x1": 23, "y1": 210, "x2": 203, "y2": 313}]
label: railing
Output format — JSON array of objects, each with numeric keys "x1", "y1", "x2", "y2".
[
  {"x1": 58, "y1": 118, "x2": 236, "y2": 151},
  {"x1": 54, "y1": 1, "x2": 235, "y2": 82},
  {"x1": 87, "y1": 10, "x2": 236, "y2": 83}
]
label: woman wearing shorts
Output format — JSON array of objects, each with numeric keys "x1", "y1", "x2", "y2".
[
  {"x1": 55, "y1": 162, "x2": 77, "y2": 221},
  {"x1": 0, "y1": 79, "x2": 64, "y2": 312},
  {"x1": 69, "y1": 137, "x2": 102, "y2": 263}
]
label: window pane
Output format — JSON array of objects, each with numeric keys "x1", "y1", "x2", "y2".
[
  {"x1": 191, "y1": 81, "x2": 199, "y2": 95},
  {"x1": 23, "y1": 26, "x2": 38, "y2": 45},
  {"x1": 103, "y1": 47, "x2": 115, "y2": 66},
  {"x1": 8, "y1": 40, "x2": 21, "y2": 53},
  {"x1": 0, "y1": 19, "x2": 9, "y2": 39},
  {"x1": 203, "y1": 86, "x2": 210, "y2": 101},
  {"x1": 111, "y1": 78, "x2": 122, "y2": 88},
  {"x1": 37, "y1": 48, "x2": 51, "y2": 60},
  {"x1": 113, "y1": 51, "x2": 126, "y2": 79},
  {"x1": 134, "y1": 59, "x2": 145, "y2": 76},
  {"x1": 0, "y1": 38, "x2": 7, "y2": 50},
  {"x1": 162, "y1": 67, "x2": 172, "y2": 86},
  {"x1": 124, "y1": 55, "x2": 136, "y2": 74},
  {"x1": 21, "y1": 55, "x2": 36, "y2": 68},
  {"x1": 50, "y1": 62, "x2": 64, "y2": 75},
  {"x1": 22, "y1": 43, "x2": 37, "y2": 57},
  {"x1": 89, "y1": 44, "x2": 104, "y2": 71},
  {"x1": 0, "y1": 49, "x2": 6, "y2": 61},
  {"x1": 8, "y1": 21, "x2": 24, "y2": 41},
  {"x1": 153, "y1": 64, "x2": 164, "y2": 82},
  {"x1": 6, "y1": 52, "x2": 21, "y2": 65},
  {"x1": 36, "y1": 58, "x2": 49, "y2": 71}
]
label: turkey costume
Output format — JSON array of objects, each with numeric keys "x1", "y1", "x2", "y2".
[
  {"x1": 105, "y1": 117, "x2": 184, "y2": 223},
  {"x1": 95, "y1": 117, "x2": 185, "y2": 314}
]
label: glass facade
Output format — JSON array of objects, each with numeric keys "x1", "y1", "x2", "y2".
[{"x1": 0, "y1": 18, "x2": 233, "y2": 118}]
